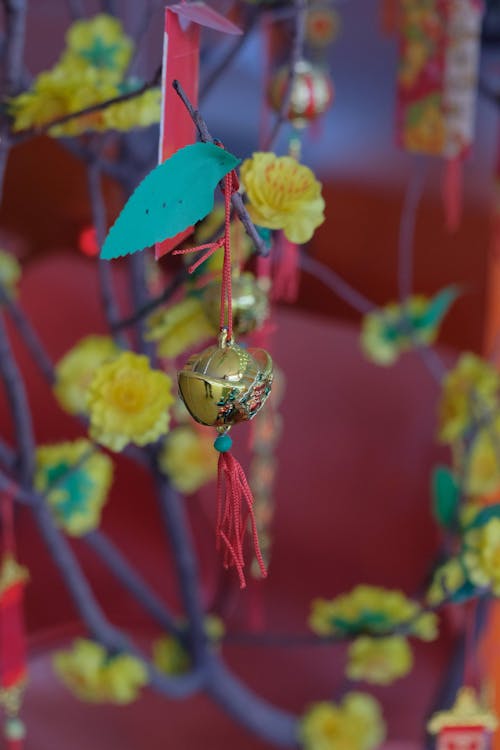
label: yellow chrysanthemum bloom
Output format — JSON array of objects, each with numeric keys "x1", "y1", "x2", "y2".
[
  {"x1": 240, "y1": 152, "x2": 325, "y2": 244},
  {"x1": 438, "y1": 354, "x2": 499, "y2": 445},
  {"x1": 300, "y1": 693, "x2": 385, "y2": 750},
  {"x1": 54, "y1": 335, "x2": 120, "y2": 416},
  {"x1": 346, "y1": 635, "x2": 413, "y2": 685},
  {"x1": 0, "y1": 250, "x2": 21, "y2": 298},
  {"x1": 464, "y1": 518, "x2": 500, "y2": 594},
  {"x1": 152, "y1": 636, "x2": 190, "y2": 676},
  {"x1": 103, "y1": 88, "x2": 161, "y2": 131},
  {"x1": 463, "y1": 428, "x2": 500, "y2": 496},
  {"x1": 158, "y1": 425, "x2": 217, "y2": 494},
  {"x1": 145, "y1": 296, "x2": 213, "y2": 360},
  {"x1": 360, "y1": 296, "x2": 436, "y2": 366},
  {"x1": 87, "y1": 351, "x2": 174, "y2": 452},
  {"x1": 427, "y1": 558, "x2": 466, "y2": 605},
  {"x1": 53, "y1": 639, "x2": 147, "y2": 704},
  {"x1": 309, "y1": 585, "x2": 437, "y2": 641},
  {"x1": 64, "y1": 14, "x2": 133, "y2": 80},
  {"x1": 35, "y1": 439, "x2": 113, "y2": 536}
]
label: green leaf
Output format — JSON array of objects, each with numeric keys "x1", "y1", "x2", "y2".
[
  {"x1": 101, "y1": 143, "x2": 240, "y2": 260},
  {"x1": 466, "y1": 503, "x2": 500, "y2": 530},
  {"x1": 431, "y1": 465, "x2": 460, "y2": 529},
  {"x1": 413, "y1": 286, "x2": 460, "y2": 331},
  {"x1": 449, "y1": 579, "x2": 478, "y2": 604}
]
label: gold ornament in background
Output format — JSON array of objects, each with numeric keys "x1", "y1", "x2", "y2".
[
  {"x1": 178, "y1": 330, "x2": 273, "y2": 429},
  {"x1": 268, "y1": 60, "x2": 334, "y2": 128},
  {"x1": 427, "y1": 686, "x2": 498, "y2": 734},
  {"x1": 201, "y1": 272, "x2": 270, "y2": 337}
]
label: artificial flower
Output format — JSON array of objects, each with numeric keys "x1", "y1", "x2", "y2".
[
  {"x1": 54, "y1": 335, "x2": 120, "y2": 416},
  {"x1": 145, "y1": 296, "x2": 213, "y2": 359},
  {"x1": 464, "y1": 518, "x2": 500, "y2": 594},
  {"x1": 0, "y1": 250, "x2": 21, "y2": 298},
  {"x1": 158, "y1": 425, "x2": 217, "y2": 494},
  {"x1": 309, "y1": 585, "x2": 437, "y2": 641},
  {"x1": 300, "y1": 693, "x2": 385, "y2": 750},
  {"x1": 346, "y1": 635, "x2": 413, "y2": 685},
  {"x1": 438, "y1": 353, "x2": 499, "y2": 445},
  {"x1": 64, "y1": 14, "x2": 133, "y2": 80},
  {"x1": 53, "y1": 638, "x2": 147, "y2": 704},
  {"x1": 463, "y1": 427, "x2": 500, "y2": 496},
  {"x1": 360, "y1": 294, "x2": 447, "y2": 366},
  {"x1": 103, "y1": 87, "x2": 161, "y2": 131},
  {"x1": 240, "y1": 152, "x2": 325, "y2": 244},
  {"x1": 427, "y1": 558, "x2": 466, "y2": 605},
  {"x1": 87, "y1": 351, "x2": 174, "y2": 451},
  {"x1": 152, "y1": 636, "x2": 190, "y2": 676},
  {"x1": 35, "y1": 439, "x2": 113, "y2": 536}
]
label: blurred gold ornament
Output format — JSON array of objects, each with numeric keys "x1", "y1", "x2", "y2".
[
  {"x1": 178, "y1": 330, "x2": 273, "y2": 428},
  {"x1": 201, "y1": 272, "x2": 269, "y2": 336},
  {"x1": 427, "y1": 687, "x2": 498, "y2": 734},
  {"x1": 268, "y1": 60, "x2": 334, "y2": 128}
]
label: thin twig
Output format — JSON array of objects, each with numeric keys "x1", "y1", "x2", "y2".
[
  {"x1": 1, "y1": 0, "x2": 27, "y2": 95},
  {"x1": 85, "y1": 529, "x2": 181, "y2": 636},
  {"x1": 112, "y1": 268, "x2": 187, "y2": 331},
  {"x1": 66, "y1": 0, "x2": 84, "y2": 19},
  {"x1": 172, "y1": 79, "x2": 270, "y2": 257},
  {"x1": 299, "y1": 251, "x2": 375, "y2": 315},
  {"x1": 0, "y1": 312, "x2": 35, "y2": 488},
  {"x1": 398, "y1": 157, "x2": 427, "y2": 302},
  {"x1": 0, "y1": 284, "x2": 56, "y2": 384},
  {"x1": 264, "y1": 0, "x2": 308, "y2": 151}
]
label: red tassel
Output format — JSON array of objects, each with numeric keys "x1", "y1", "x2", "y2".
[
  {"x1": 272, "y1": 232, "x2": 300, "y2": 303},
  {"x1": 216, "y1": 452, "x2": 267, "y2": 589},
  {"x1": 442, "y1": 156, "x2": 463, "y2": 233}
]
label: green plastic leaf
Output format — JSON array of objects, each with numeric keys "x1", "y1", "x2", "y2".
[
  {"x1": 413, "y1": 286, "x2": 460, "y2": 331},
  {"x1": 466, "y1": 503, "x2": 500, "y2": 530},
  {"x1": 101, "y1": 143, "x2": 240, "y2": 260},
  {"x1": 431, "y1": 465, "x2": 460, "y2": 529}
]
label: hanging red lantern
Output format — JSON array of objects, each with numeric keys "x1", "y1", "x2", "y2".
[
  {"x1": 427, "y1": 687, "x2": 498, "y2": 750},
  {"x1": 267, "y1": 60, "x2": 334, "y2": 128}
]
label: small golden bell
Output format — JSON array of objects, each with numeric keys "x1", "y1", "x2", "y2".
[
  {"x1": 268, "y1": 59, "x2": 334, "y2": 128},
  {"x1": 201, "y1": 272, "x2": 269, "y2": 336},
  {"x1": 178, "y1": 331, "x2": 273, "y2": 428}
]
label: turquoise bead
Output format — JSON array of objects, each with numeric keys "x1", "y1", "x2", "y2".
[{"x1": 214, "y1": 434, "x2": 232, "y2": 453}]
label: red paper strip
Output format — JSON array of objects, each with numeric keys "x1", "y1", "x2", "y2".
[
  {"x1": 0, "y1": 579, "x2": 27, "y2": 689},
  {"x1": 169, "y1": 1, "x2": 242, "y2": 35},
  {"x1": 155, "y1": 9, "x2": 200, "y2": 260}
]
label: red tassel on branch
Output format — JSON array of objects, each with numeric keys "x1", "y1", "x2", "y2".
[
  {"x1": 442, "y1": 156, "x2": 463, "y2": 233},
  {"x1": 216, "y1": 448, "x2": 267, "y2": 589},
  {"x1": 272, "y1": 232, "x2": 300, "y2": 303}
]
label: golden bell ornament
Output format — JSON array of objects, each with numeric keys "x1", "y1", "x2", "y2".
[
  {"x1": 201, "y1": 272, "x2": 270, "y2": 336},
  {"x1": 268, "y1": 59, "x2": 334, "y2": 128},
  {"x1": 178, "y1": 330, "x2": 273, "y2": 428}
]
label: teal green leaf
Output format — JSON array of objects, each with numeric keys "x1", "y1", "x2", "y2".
[
  {"x1": 255, "y1": 225, "x2": 272, "y2": 249},
  {"x1": 449, "y1": 579, "x2": 478, "y2": 604},
  {"x1": 432, "y1": 465, "x2": 460, "y2": 529},
  {"x1": 413, "y1": 286, "x2": 460, "y2": 331},
  {"x1": 466, "y1": 503, "x2": 500, "y2": 530},
  {"x1": 101, "y1": 143, "x2": 240, "y2": 260}
]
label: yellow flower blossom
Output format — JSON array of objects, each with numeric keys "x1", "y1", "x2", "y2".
[
  {"x1": 427, "y1": 558, "x2": 466, "y2": 605},
  {"x1": 145, "y1": 296, "x2": 213, "y2": 359},
  {"x1": 87, "y1": 351, "x2": 174, "y2": 451},
  {"x1": 0, "y1": 250, "x2": 21, "y2": 298},
  {"x1": 158, "y1": 425, "x2": 217, "y2": 494},
  {"x1": 464, "y1": 518, "x2": 500, "y2": 594},
  {"x1": 463, "y1": 428, "x2": 500, "y2": 496},
  {"x1": 438, "y1": 354, "x2": 499, "y2": 445},
  {"x1": 103, "y1": 88, "x2": 161, "y2": 131},
  {"x1": 240, "y1": 152, "x2": 325, "y2": 244},
  {"x1": 309, "y1": 585, "x2": 437, "y2": 641},
  {"x1": 53, "y1": 639, "x2": 147, "y2": 704},
  {"x1": 64, "y1": 14, "x2": 133, "y2": 80},
  {"x1": 361, "y1": 296, "x2": 437, "y2": 366},
  {"x1": 300, "y1": 693, "x2": 385, "y2": 750},
  {"x1": 346, "y1": 635, "x2": 413, "y2": 685},
  {"x1": 35, "y1": 439, "x2": 113, "y2": 536},
  {"x1": 54, "y1": 335, "x2": 120, "y2": 416},
  {"x1": 152, "y1": 636, "x2": 190, "y2": 676}
]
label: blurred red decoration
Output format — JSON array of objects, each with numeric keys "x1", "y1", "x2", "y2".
[
  {"x1": 268, "y1": 60, "x2": 334, "y2": 128},
  {"x1": 78, "y1": 225, "x2": 99, "y2": 258}
]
